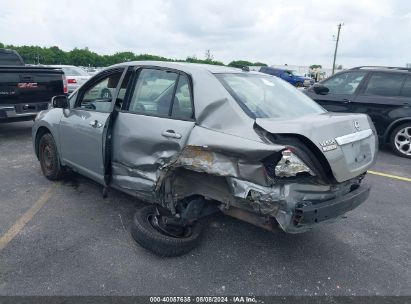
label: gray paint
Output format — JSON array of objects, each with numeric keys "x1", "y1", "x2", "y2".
[{"x1": 32, "y1": 61, "x2": 378, "y2": 233}]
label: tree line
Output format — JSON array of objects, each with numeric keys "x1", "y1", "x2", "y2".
[{"x1": 0, "y1": 42, "x2": 267, "y2": 68}]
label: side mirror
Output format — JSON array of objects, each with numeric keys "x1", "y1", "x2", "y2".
[
  {"x1": 52, "y1": 95, "x2": 69, "y2": 109},
  {"x1": 312, "y1": 84, "x2": 329, "y2": 95}
]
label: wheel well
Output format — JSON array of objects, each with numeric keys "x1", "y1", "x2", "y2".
[
  {"x1": 35, "y1": 127, "x2": 51, "y2": 159},
  {"x1": 385, "y1": 119, "x2": 411, "y2": 142}
]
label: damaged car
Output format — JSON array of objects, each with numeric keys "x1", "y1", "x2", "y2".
[{"x1": 32, "y1": 62, "x2": 378, "y2": 256}]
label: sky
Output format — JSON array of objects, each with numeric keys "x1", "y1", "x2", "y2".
[{"x1": 1, "y1": 0, "x2": 410, "y2": 68}]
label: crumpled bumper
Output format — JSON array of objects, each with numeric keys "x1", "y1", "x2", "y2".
[
  {"x1": 290, "y1": 183, "x2": 370, "y2": 232},
  {"x1": 227, "y1": 177, "x2": 370, "y2": 234}
]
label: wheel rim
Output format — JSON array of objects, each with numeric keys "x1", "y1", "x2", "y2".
[
  {"x1": 40, "y1": 142, "x2": 55, "y2": 173},
  {"x1": 148, "y1": 213, "x2": 193, "y2": 238},
  {"x1": 394, "y1": 127, "x2": 411, "y2": 156}
]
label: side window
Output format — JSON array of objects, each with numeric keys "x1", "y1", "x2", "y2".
[
  {"x1": 77, "y1": 71, "x2": 122, "y2": 112},
  {"x1": 171, "y1": 74, "x2": 193, "y2": 119},
  {"x1": 128, "y1": 69, "x2": 178, "y2": 116},
  {"x1": 364, "y1": 72, "x2": 406, "y2": 97},
  {"x1": 400, "y1": 76, "x2": 411, "y2": 97},
  {"x1": 323, "y1": 71, "x2": 366, "y2": 94}
]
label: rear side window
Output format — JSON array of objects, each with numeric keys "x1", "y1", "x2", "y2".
[
  {"x1": 322, "y1": 71, "x2": 366, "y2": 94},
  {"x1": 400, "y1": 76, "x2": 411, "y2": 97},
  {"x1": 128, "y1": 69, "x2": 193, "y2": 119},
  {"x1": 364, "y1": 72, "x2": 406, "y2": 97}
]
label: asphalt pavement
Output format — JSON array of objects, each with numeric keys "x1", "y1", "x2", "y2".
[{"x1": 0, "y1": 121, "x2": 410, "y2": 296}]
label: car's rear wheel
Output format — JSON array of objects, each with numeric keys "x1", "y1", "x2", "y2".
[
  {"x1": 130, "y1": 205, "x2": 203, "y2": 257},
  {"x1": 295, "y1": 82, "x2": 303, "y2": 87},
  {"x1": 390, "y1": 123, "x2": 411, "y2": 158},
  {"x1": 38, "y1": 133, "x2": 64, "y2": 180}
]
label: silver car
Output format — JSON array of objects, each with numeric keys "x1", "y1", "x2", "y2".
[
  {"x1": 32, "y1": 62, "x2": 378, "y2": 256},
  {"x1": 50, "y1": 65, "x2": 91, "y2": 93}
]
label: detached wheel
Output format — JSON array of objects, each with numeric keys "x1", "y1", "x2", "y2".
[
  {"x1": 390, "y1": 123, "x2": 411, "y2": 158},
  {"x1": 38, "y1": 133, "x2": 64, "y2": 180},
  {"x1": 130, "y1": 205, "x2": 203, "y2": 257}
]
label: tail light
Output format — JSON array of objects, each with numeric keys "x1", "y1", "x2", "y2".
[
  {"x1": 62, "y1": 74, "x2": 68, "y2": 94},
  {"x1": 67, "y1": 78, "x2": 77, "y2": 84}
]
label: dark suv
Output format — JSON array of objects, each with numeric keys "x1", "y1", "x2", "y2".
[{"x1": 305, "y1": 66, "x2": 411, "y2": 158}]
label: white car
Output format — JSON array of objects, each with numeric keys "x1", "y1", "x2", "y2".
[{"x1": 50, "y1": 65, "x2": 90, "y2": 93}]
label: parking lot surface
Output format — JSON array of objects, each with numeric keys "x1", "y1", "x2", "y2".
[{"x1": 0, "y1": 121, "x2": 410, "y2": 296}]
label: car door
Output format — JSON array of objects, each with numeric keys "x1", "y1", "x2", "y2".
[
  {"x1": 110, "y1": 67, "x2": 195, "y2": 195},
  {"x1": 306, "y1": 71, "x2": 367, "y2": 112},
  {"x1": 351, "y1": 71, "x2": 410, "y2": 136},
  {"x1": 58, "y1": 67, "x2": 127, "y2": 184}
]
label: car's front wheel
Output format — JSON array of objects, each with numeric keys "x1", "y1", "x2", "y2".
[
  {"x1": 295, "y1": 82, "x2": 303, "y2": 87},
  {"x1": 38, "y1": 133, "x2": 64, "y2": 180},
  {"x1": 390, "y1": 123, "x2": 411, "y2": 158},
  {"x1": 130, "y1": 205, "x2": 203, "y2": 257}
]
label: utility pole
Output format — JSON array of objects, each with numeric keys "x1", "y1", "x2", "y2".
[{"x1": 332, "y1": 23, "x2": 343, "y2": 75}]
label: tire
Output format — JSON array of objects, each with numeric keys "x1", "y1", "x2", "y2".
[
  {"x1": 130, "y1": 205, "x2": 203, "y2": 257},
  {"x1": 295, "y1": 82, "x2": 303, "y2": 87},
  {"x1": 389, "y1": 123, "x2": 411, "y2": 158},
  {"x1": 38, "y1": 133, "x2": 64, "y2": 180}
]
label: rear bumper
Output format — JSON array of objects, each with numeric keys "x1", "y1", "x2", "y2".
[
  {"x1": 293, "y1": 183, "x2": 370, "y2": 227},
  {"x1": 0, "y1": 103, "x2": 49, "y2": 122}
]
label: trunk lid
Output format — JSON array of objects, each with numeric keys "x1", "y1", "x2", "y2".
[{"x1": 256, "y1": 112, "x2": 378, "y2": 182}]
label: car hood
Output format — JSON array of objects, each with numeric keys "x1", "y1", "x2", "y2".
[{"x1": 255, "y1": 112, "x2": 378, "y2": 182}]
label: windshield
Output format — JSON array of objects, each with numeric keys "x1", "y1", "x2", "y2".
[
  {"x1": 290, "y1": 70, "x2": 303, "y2": 77},
  {"x1": 216, "y1": 73, "x2": 325, "y2": 118}
]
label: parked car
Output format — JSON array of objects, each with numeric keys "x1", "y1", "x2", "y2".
[
  {"x1": 33, "y1": 62, "x2": 377, "y2": 256},
  {"x1": 49, "y1": 65, "x2": 90, "y2": 93},
  {"x1": 0, "y1": 49, "x2": 66, "y2": 123},
  {"x1": 305, "y1": 66, "x2": 411, "y2": 158},
  {"x1": 259, "y1": 66, "x2": 314, "y2": 87}
]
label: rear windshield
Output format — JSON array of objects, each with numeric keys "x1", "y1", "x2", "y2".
[
  {"x1": 60, "y1": 66, "x2": 89, "y2": 76},
  {"x1": 0, "y1": 51, "x2": 23, "y2": 66},
  {"x1": 216, "y1": 73, "x2": 325, "y2": 118}
]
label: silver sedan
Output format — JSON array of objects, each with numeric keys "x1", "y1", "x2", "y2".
[{"x1": 32, "y1": 62, "x2": 378, "y2": 256}]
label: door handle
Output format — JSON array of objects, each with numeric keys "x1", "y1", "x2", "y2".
[
  {"x1": 89, "y1": 120, "x2": 102, "y2": 128},
  {"x1": 342, "y1": 99, "x2": 351, "y2": 104},
  {"x1": 161, "y1": 130, "x2": 182, "y2": 139}
]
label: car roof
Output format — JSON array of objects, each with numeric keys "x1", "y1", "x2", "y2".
[
  {"x1": 111, "y1": 61, "x2": 247, "y2": 74},
  {"x1": 349, "y1": 66, "x2": 411, "y2": 74}
]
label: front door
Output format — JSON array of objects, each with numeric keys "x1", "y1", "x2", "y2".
[
  {"x1": 59, "y1": 68, "x2": 126, "y2": 184},
  {"x1": 111, "y1": 67, "x2": 195, "y2": 195},
  {"x1": 307, "y1": 71, "x2": 367, "y2": 112}
]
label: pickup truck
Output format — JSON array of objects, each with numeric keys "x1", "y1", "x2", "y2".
[{"x1": 0, "y1": 48, "x2": 66, "y2": 123}]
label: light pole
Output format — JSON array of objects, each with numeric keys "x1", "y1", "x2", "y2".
[{"x1": 332, "y1": 23, "x2": 343, "y2": 75}]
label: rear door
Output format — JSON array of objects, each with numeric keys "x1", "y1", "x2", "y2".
[
  {"x1": 352, "y1": 72, "x2": 410, "y2": 136},
  {"x1": 111, "y1": 67, "x2": 195, "y2": 194},
  {"x1": 58, "y1": 67, "x2": 127, "y2": 183},
  {"x1": 307, "y1": 71, "x2": 367, "y2": 112}
]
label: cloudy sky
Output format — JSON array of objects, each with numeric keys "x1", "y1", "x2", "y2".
[{"x1": 1, "y1": 0, "x2": 410, "y2": 68}]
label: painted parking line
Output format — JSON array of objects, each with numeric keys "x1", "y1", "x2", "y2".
[
  {"x1": 368, "y1": 170, "x2": 411, "y2": 182},
  {"x1": 0, "y1": 184, "x2": 57, "y2": 251}
]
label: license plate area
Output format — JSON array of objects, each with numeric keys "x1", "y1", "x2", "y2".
[{"x1": 342, "y1": 139, "x2": 372, "y2": 170}]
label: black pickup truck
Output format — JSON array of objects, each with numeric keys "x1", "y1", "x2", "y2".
[{"x1": 0, "y1": 49, "x2": 66, "y2": 123}]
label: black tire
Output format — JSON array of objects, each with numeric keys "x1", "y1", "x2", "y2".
[
  {"x1": 130, "y1": 205, "x2": 203, "y2": 257},
  {"x1": 38, "y1": 133, "x2": 64, "y2": 180},
  {"x1": 295, "y1": 82, "x2": 303, "y2": 87},
  {"x1": 389, "y1": 123, "x2": 411, "y2": 159}
]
